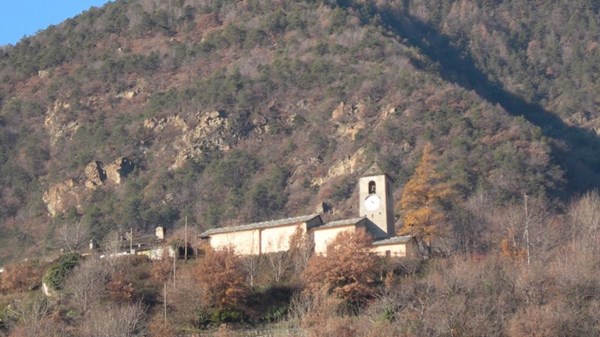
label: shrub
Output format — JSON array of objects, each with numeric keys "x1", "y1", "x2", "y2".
[
  {"x1": 0, "y1": 259, "x2": 46, "y2": 293},
  {"x1": 42, "y1": 252, "x2": 80, "y2": 291}
]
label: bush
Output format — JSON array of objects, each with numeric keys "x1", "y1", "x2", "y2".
[
  {"x1": 0, "y1": 259, "x2": 46, "y2": 293},
  {"x1": 42, "y1": 252, "x2": 80, "y2": 291}
]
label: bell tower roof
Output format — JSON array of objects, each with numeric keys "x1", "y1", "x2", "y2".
[{"x1": 363, "y1": 162, "x2": 394, "y2": 181}]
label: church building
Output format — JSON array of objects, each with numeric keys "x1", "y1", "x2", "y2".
[{"x1": 200, "y1": 165, "x2": 415, "y2": 258}]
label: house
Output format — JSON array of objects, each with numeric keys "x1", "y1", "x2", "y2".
[
  {"x1": 97, "y1": 226, "x2": 177, "y2": 260},
  {"x1": 200, "y1": 164, "x2": 417, "y2": 258},
  {"x1": 200, "y1": 214, "x2": 322, "y2": 255}
]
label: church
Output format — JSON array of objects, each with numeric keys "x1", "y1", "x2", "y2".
[{"x1": 200, "y1": 165, "x2": 416, "y2": 258}]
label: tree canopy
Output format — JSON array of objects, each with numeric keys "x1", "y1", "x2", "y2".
[{"x1": 399, "y1": 143, "x2": 454, "y2": 253}]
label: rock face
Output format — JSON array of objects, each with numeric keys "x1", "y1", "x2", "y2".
[
  {"x1": 42, "y1": 179, "x2": 82, "y2": 217},
  {"x1": 44, "y1": 101, "x2": 80, "y2": 146},
  {"x1": 84, "y1": 161, "x2": 106, "y2": 190},
  {"x1": 43, "y1": 157, "x2": 133, "y2": 217},
  {"x1": 312, "y1": 148, "x2": 367, "y2": 186},
  {"x1": 331, "y1": 101, "x2": 396, "y2": 140},
  {"x1": 144, "y1": 111, "x2": 234, "y2": 170}
]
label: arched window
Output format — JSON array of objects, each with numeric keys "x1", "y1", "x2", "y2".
[{"x1": 368, "y1": 181, "x2": 376, "y2": 194}]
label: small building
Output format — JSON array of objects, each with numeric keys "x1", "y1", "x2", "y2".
[
  {"x1": 200, "y1": 165, "x2": 416, "y2": 258},
  {"x1": 371, "y1": 235, "x2": 415, "y2": 257}
]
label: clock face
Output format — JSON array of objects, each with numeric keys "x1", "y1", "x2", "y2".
[{"x1": 365, "y1": 195, "x2": 381, "y2": 211}]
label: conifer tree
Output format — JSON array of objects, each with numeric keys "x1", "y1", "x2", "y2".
[{"x1": 399, "y1": 143, "x2": 454, "y2": 255}]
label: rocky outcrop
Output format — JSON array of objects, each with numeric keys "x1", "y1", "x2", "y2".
[
  {"x1": 312, "y1": 148, "x2": 366, "y2": 186},
  {"x1": 83, "y1": 158, "x2": 134, "y2": 189},
  {"x1": 44, "y1": 101, "x2": 80, "y2": 146},
  {"x1": 144, "y1": 111, "x2": 234, "y2": 170},
  {"x1": 331, "y1": 101, "x2": 368, "y2": 140},
  {"x1": 105, "y1": 157, "x2": 134, "y2": 185},
  {"x1": 84, "y1": 161, "x2": 106, "y2": 190},
  {"x1": 42, "y1": 179, "x2": 83, "y2": 217},
  {"x1": 43, "y1": 157, "x2": 133, "y2": 217}
]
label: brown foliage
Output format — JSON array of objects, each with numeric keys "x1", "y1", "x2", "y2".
[
  {"x1": 302, "y1": 229, "x2": 379, "y2": 309},
  {"x1": 106, "y1": 275, "x2": 136, "y2": 304},
  {"x1": 399, "y1": 143, "x2": 454, "y2": 253},
  {"x1": 148, "y1": 314, "x2": 176, "y2": 337},
  {"x1": 194, "y1": 247, "x2": 249, "y2": 310},
  {"x1": 150, "y1": 258, "x2": 172, "y2": 284},
  {"x1": 0, "y1": 260, "x2": 46, "y2": 293}
]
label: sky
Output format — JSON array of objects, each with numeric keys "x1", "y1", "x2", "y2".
[{"x1": 0, "y1": 0, "x2": 113, "y2": 46}]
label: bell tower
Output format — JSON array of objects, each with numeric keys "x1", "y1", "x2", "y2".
[{"x1": 359, "y1": 164, "x2": 395, "y2": 239}]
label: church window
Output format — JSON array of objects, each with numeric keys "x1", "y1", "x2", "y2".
[{"x1": 368, "y1": 181, "x2": 376, "y2": 194}]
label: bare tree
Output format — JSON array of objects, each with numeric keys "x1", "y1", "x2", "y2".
[
  {"x1": 568, "y1": 190, "x2": 600, "y2": 246},
  {"x1": 289, "y1": 227, "x2": 314, "y2": 279},
  {"x1": 82, "y1": 302, "x2": 145, "y2": 337},
  {"x1": 6, "y1": 293, "x2": 71, "y2": 337},
  {"x1": 240, "y1": 254, "x2": 262, "y2": 288},
  {"x1": 103, "y1": 230, "x2": 126, "y2": 263},
  {"x1": 265, "y1": 251, "x2": 290, "y2": 284},
  {"x1": 64, "y1": 257, "x2": 110, "y2": 315},
  {"x1": 56, "y1": 221, "x2": 90, "y2": 253}
]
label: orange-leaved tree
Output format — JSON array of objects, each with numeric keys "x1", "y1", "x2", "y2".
[
  {"x1": 302, "y1": 229, "x2": 379, "y2": 311},
  {"x1": 195, "y1": 246, "x2": 248, "y2": 310},
  {"x1": 399, "y1": 143, "x2": 454, "y2": 255}
]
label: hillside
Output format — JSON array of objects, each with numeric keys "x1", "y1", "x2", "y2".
[{"x1": 0, "y1": 0, "x2": 598, "y2": 263}]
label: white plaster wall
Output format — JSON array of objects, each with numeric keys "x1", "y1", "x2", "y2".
[
  {"x1": 210, "y1": 229, "x2": 260, "y2": 255},
  {"x1": 261, "y1": 224, "x2": 305, "y2": 254},
  {"x1": 371, "y1": 243, "x2": 407, "y2": 257},
  {"x1": 313, "y1": 225, "x2": 355, "y2": 255}
]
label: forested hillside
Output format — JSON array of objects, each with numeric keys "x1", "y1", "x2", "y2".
[
  {"x1": 1, "y1": 0, "x2": 600, "y2": 336},
  {"x1": 0, "y1": 0, "x2": 597, "y2": 262}
]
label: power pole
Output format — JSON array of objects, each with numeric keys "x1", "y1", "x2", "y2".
[
  {"x1": 184, "y1": 216, "x2": 188, "y2": 262},
  {"x1": 173, "y1": 250, "x2": 177, "y2": 289},
  {"x1": 129, "y1": 227, "x2": 133, "y2": 255},
  {"x1": 524, "y1": 193, "x2": 531, "y2": 267},
  {"x1": 163, "y1": 281, "x2": 167, "y2": 324}
]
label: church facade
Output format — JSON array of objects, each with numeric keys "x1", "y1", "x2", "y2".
[{"x1": 200, "y1": 166, "x2": 415, "y2": 258}]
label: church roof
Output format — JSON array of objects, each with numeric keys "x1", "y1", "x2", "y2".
[
  {"x1": 372, "y1": 235, "x2": 413, "y2": 246},
  {"x1": 314, "y1": 217, "x2": 367, "y2": 230},
  {"x1": 200, "y1": 214, "x2": 322, "y2": 237}
]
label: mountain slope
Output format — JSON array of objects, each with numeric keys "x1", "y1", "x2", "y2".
[{"x1": 0, "y1": 0, "x2": 597, "y2": 262}]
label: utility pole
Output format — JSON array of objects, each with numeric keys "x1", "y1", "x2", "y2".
[
  {"x1": 129, "y1": 227, "x2": 133, "y2": 255},
  {"x1": 173, "y1": 249, "x2": 177, "y2": 289},
  {"x1": 524, "y1": 193, "x2": 531, "y2": 267},
  {"x1": 184, "y1": 216, "x2": 188, "y2": 262},
  {"x1": 163, "y1": 281, "x2": 167, "y2": 324}
]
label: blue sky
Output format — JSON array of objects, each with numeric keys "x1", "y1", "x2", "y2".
[{"x1": 0, "y1": 0, "x2": 113, "y2": 46}]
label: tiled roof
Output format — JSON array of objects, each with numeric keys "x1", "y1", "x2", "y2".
[
  {"x1": 200, "y1": 214, "x2": 322, "y2": 237},
  {"x1": 372, "y1": 235, "x2": 413, "y2": 246},
  {"x1": 363, "y1": 162, "x2": 394, "y2": 181},
  {"x1": 313, "y1": 217, "x2": 366, "y2": 229},
  {"x1": 363, "y1": 162, "x2": 385, "y2": 176}
]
